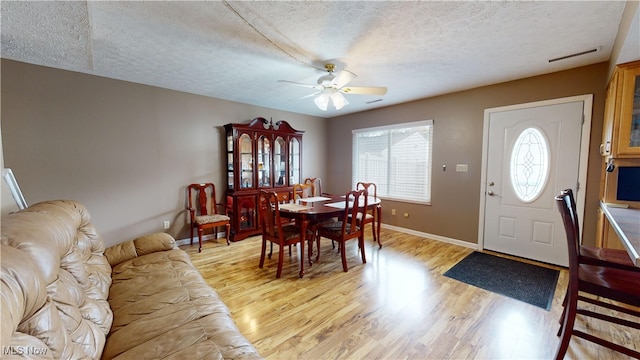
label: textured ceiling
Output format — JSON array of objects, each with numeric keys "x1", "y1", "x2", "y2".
[{"x1": 1, "y1": 1, "x2": 636, "y2": 118}]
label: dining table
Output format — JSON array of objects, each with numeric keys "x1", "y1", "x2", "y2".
[{"x1": 278, "y1": 194, "x2": 382, "y2": 272}]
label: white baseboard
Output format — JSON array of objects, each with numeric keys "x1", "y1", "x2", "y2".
[
  {"x1": 175, "y1": 226, "x2": 478, "y2": 251},
  {"x1": 381, "y1": 224, "x2": 478, "y2": 250}
]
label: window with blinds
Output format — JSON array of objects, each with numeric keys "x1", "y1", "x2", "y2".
[{"x1": 352, "y1": 120, "x2": 433, "y2": 204}]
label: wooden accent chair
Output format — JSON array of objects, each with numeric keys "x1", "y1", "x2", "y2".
[
  {"x1": 355, "y1": 182, "x2": 382, "y2": 248},
  {"x1": 258, "y1": 190, "x2": 313, "y2": 278},
  {"x1": 315, "y1": 189, "x2": 368, "y2": 272},
  {"x1": 187, "y1": 183, "x2": 230, "y2": 252},
  {"x1": 293, "y1": 183, "x2": 315, "y2": 201},
  {"x1": 304, "y1": 177, "x2": 322, "y2": 196},
  {"x1": 554, "y1": 191, "x2": 640, "y2": 359}
]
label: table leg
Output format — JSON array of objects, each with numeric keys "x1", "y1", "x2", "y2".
[
  {"x1": 299, "y1": 218, "x2": 310, "y2": 277},
  {"x1": 299, "y1": 231, "x2": 305, "y2": 278}
]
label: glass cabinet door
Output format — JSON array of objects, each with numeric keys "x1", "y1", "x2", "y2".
[
  {"x1": 226, "y1": 133, "x2": 234, "y2": 190},
  {"x1": 273, "y1": 136, "x2": 286, "y2": 187},
  {"x1": 618, "y1": 65, "x2": 640, "y2": 156},
  {"x1": 239, "y1": 133, "x2": 253, "y2": 188},
  {"x1": 289, "y1": 137, "x2": 300, "y2": 185},
  {"x1": 627, "y1": 72, "x2": 640, "y2": 148},
  {"x1": 257, "y1": 135, "x2": 271, "y2": 188}
]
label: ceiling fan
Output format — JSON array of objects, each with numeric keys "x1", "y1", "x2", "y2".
[{"x1": 278, "y1": 64, "x2": 388, "y2": 111}]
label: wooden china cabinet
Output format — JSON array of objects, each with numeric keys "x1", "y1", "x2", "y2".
[{"x1": 224, "y1": 117, "x2": 304, "y2": 241}]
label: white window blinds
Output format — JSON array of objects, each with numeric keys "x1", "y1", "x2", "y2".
[{"x1": 352, "y1": 120, "x2": 433, "y2": 203}]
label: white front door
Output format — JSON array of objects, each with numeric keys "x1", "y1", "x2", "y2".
[{"x1": 480, "y1": 96, "x2": 590, "y2": 266}]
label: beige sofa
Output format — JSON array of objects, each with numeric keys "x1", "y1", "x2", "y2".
[{"x1": 1, "y1": 200, "x2": 261, "y2": 359}]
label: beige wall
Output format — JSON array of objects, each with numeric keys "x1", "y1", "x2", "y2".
[
  {"x1": 1, "y1": 59, "x2": 327, "y2": 247},
  {"x1": 0, "y1": 59, "x2": 611, "y2": 248},
  {"x1": 326, "y1": 62, "x2": 609, "y2": 246}
]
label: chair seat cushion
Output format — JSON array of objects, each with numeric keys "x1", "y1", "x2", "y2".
[
  {"x1": 194, "y1": 214, "x2": 230, "y2": 225},
  {"x1": 317, "y1": 221, "x2": 359, "y2": 238},
  {"x1": 348, "y1": 213, "x2": 373, "y2": 221},
  {"x1": 278, "y1": 225, "x2": 313, "y2": 242}
]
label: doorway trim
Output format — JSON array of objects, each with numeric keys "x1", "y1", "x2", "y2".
[{"x1": 477, "y1": 94, "x2": 593, "y2": 250}]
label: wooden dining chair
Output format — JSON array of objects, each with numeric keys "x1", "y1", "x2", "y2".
[
  {"x1": 258, "y1": 190, "x2": 313, "y2": 278},
  {"x1": 315, "y1": 189, "x2": 368, "y2": 272},
  {"x1": 554, "y1": 192, "x2": 640, "y2": 359},
  {"x1": 293, "y1": 183, "x2": 315, "y2": 201},
  {"x1": 355, "y1": 182, "x2": 382, "y2": 248},
  {"x1": 274, "y1": 190, "x2": 295, "y2": 256},
  {"x1": 556, "y1": 189, "x2": 640, "y2": 340},
  {"x1": 562, "y1": 189, "x2": 637, "y2": 271},
  {"x1": 304, "y1": 177, "x2": 322, "y2": 196},
  {"x1": 186, "y1": 183, "x2": 230, "y2": 252},
  {"x1": 275, "y1": 190, "x2": 294, "y2": 224}
]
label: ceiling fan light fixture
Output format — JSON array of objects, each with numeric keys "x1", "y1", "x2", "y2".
[
  {"x1": 314, "y1": 89, "x2": 349, "y2": 111},
  {"x1": 330, "y1": 92, "x2": 348, "y2": 110},
  {"x1": 314, "y1": 92, "x2": 330, "y2": 111}
]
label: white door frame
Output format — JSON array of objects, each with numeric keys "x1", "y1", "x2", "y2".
[{"x1": 478, "y1": 94, "x2": 593, "y2": 250}]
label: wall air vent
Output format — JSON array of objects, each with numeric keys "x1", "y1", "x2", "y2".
[{"x1": 548, "y1": 48, "x2": 599, "y2": 63}]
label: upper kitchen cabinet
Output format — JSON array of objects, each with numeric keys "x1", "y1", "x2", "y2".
[{"x1": 601, "y1": 60, "x2": 640, "y2": 158}]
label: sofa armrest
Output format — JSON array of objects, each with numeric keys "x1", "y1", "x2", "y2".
[{"x1": 105, "y1": 233, "x2": 176, "y2": 267}]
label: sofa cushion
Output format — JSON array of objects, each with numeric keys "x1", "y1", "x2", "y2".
[
  {"x1": 104, "y1": 233, "x2": 176, "y2": 267},
  {"x1": 1, "y1": 200, "x2": 113, "y2": 359},
  {"x1": 104, "y1": 248, "x2": 260, "y2": 359}
]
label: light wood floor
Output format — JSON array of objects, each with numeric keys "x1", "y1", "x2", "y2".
[{"x1": 181, "y1": 228, "x2": 639, "y2": 359}]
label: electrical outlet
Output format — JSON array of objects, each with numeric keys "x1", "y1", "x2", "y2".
[
  {"x1": 456, "y1": 164, "x2": 468, "y2": 172},
  {"x1": 163, "y1": 220, "x2": 170, "y2": 230},
  {"x1": 391, "y1": 209, "x2": 396, "y2": 215},
  {"x1": 403, "y1": 212, "x2": 409, "y2": 218}
]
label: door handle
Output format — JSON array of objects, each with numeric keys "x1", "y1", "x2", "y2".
[{"x1": 487, "y1": 191, "x2": 495, "y2": 196}]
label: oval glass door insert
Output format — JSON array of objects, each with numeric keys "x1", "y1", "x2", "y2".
[{"x1": 510, "y1": 127, "x2": 549, "y2": 202}]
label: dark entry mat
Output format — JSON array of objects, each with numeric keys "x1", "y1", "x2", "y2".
[{"x1": 444, "y1": 251, "x2": 559, "y2": 310}]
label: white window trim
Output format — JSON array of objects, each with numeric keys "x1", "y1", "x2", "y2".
[{"x1": 352, "y1": 120, "x2": 433, "y2": 204}]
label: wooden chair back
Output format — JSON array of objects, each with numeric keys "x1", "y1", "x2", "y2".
[
  {"x1": 355, "y1": 181, "x2": 382, "y2": 247},
  {"x1": 187, "y1": 183, "x2": 220, "y2": 218},
  {"x1": 276, "y1": 191, "x2": 291, "y2": 204},
  {"x1": 304, "y1": 178, "x2": 322, "y2": 196},
  {"x1": 356, "y1": 182, "x2": 377, "y2": 199},
  {"x1": 556, "y1": 192, "x2": 580, "y2": 273},
  {"x1": 342, "y1": 189, "x2": 368, "y2": 238},
  {"x1": 293, "y1": 183, "x2": 315, "y2": 201},
  {"x1": 258, "y1": 191, "x2": 282, "y2": 239}
]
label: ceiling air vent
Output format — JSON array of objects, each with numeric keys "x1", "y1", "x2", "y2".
[{"x1": 548, "y1": 47, "x2": 599, "y2": 63}]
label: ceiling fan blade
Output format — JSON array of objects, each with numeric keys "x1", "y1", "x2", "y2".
[
  {"x1": 340, "y1": 86, "x2": 388, "y2": 95},
  {"x1": 331, "y1": 69, "x2": 357, "y2": 88},
  {"x1": 299, "y1": 92, "x2": 321, "y2": 99},
  {"x1": 277, "y1": 80, "x2": 318, "y2": 89}
]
